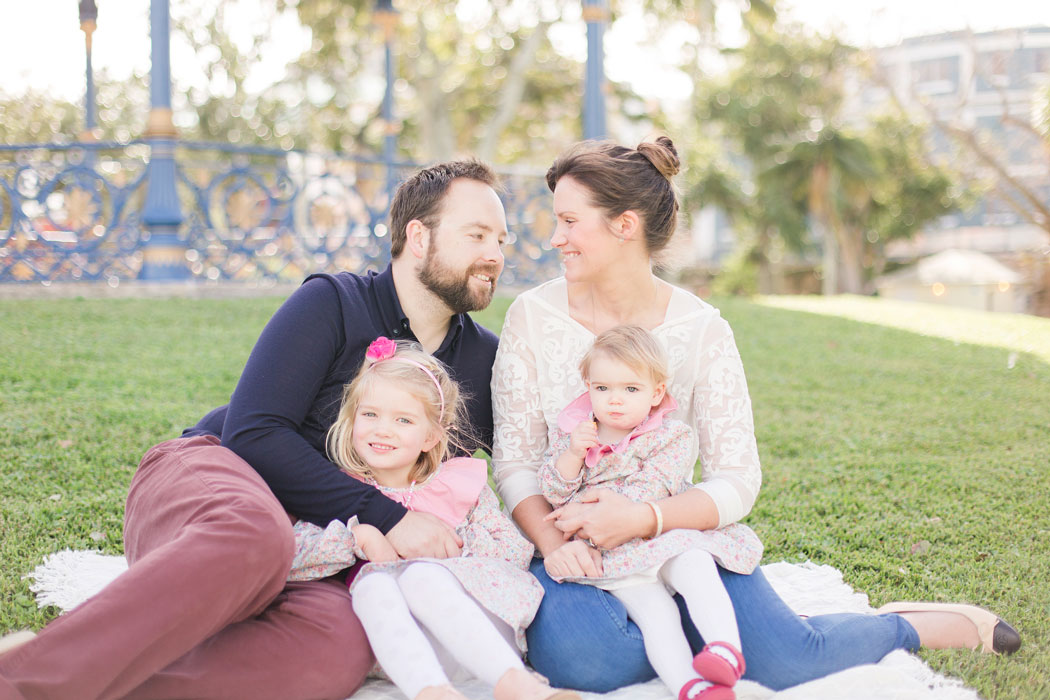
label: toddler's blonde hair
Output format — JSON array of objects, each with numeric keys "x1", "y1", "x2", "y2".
[{"x1": 579, "y1": 325, "x2": 669, "y2": 386}]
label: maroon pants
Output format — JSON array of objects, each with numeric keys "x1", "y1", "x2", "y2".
[{"x1": 0, "y1": 435, "x2": 373, "y2": 700}]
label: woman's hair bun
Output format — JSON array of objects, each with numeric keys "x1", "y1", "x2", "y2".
[{"x1": 637, "y1": 136, "x2": 680, "y2": 179}]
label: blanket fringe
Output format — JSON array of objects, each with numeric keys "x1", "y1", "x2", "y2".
[
  {"x1": 24, "y1": 549, "x2": 128, "y2": 613},
  {"x1": 22, "y1": 552, "x2": 978, "y2": 700}
]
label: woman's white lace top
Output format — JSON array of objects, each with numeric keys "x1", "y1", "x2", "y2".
[{"x1": 491, "y1": 278, "x2": 762, "y2": 528}]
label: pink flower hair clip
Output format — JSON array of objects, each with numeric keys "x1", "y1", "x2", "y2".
[
  {"x1": 365, "y1": 336, "x2": 397, "y2": 361},
  {"x1": 362, "y1": 335, "x2": 446, "y2": 420}
]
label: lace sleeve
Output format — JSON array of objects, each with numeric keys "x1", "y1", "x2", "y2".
[
  {"x1": 491, "y1": 299, "x2": 549, "y2": 512},
  {"x1": 691, "y1": 317, "x2": 762, "y2": 527}
]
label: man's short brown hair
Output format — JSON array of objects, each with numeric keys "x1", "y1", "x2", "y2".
[{"x1": 388, "y1": 160, "x2": 502, "y2": 257}]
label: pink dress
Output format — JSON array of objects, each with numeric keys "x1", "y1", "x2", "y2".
[
  {"x1": 537, "y1": 393, "x2": 764, "y2": 590},
  {"x1": 289, "y1": 457, "x2": 543, "y2": 652}
]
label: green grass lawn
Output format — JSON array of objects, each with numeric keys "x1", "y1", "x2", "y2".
[{"x1": 1, "y1": 293, "x2": 1047, "y2": 699}]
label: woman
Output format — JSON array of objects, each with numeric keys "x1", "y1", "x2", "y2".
[{"x1": 490, "y1": 136, "x2": 1019, "y2": 693}]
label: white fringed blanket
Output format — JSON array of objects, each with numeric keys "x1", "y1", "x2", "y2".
[{"x1": 25, "y1": 552, "x2": 978, "y2": 700}]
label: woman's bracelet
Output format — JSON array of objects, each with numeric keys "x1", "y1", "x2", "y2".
[{"x1": 645, "y1": 501, "x2": 664, "y2": 539}]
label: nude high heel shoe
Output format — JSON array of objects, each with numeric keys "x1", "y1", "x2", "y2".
[{"x1": 877, "y1": 602, "x2": 1021, "y2": 655}]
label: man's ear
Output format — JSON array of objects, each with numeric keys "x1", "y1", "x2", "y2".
[{"x1": 405, "y1": 219, "x2": 430, "y2": 260}]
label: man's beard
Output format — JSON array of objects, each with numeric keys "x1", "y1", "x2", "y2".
[{"x1": 418, "y1": 246, "x2": 499, "y2": 314}]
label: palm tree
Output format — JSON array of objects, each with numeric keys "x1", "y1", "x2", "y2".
[{"x1": 762, "y1": 127, "x2": 876, "y2": 294}]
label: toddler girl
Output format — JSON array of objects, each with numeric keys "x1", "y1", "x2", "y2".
[
  {"x1": 538, "y1": 326, "x2": 764, "y2": 700},
  {"x1": 290, "y1": 337, "x2": 577, "y2": 700}
]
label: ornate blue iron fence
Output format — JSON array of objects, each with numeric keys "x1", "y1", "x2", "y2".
[{"x1": 0, "y1": 141, "x2": 560, "y2": 288}]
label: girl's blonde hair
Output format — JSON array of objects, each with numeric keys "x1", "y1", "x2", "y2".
[
  {"x1": 327, "y1": 341, "x2": 468, "y2": 484},
  {"x1": 579, "y1": 325, "x2": 669, "y2": 386}
]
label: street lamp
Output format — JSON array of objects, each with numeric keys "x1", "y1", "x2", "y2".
[
  {"x1": 79, "y1": 0, "x2": 98, "y2": 141},
  {"x1": 374, "y1": 0, "x2": 399, "y2": 202},
  {"x1": 582, "y1": 0, "x2": 608, "y2": 140}
]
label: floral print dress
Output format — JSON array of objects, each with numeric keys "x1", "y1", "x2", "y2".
[
  {"x1": 289, "y1": 457, "x2": 542, "y2": 652},
  {"x1": 538, "y1": 393, "x2": 763, "y2": 590}
]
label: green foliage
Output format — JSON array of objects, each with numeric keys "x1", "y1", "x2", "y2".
[
  {"x1": 171, "y1": 4, "x2": 295, "y2": 146},
  {"x1": 0, "y1": 72, "x2": 148, "y2": 145},
  {"x1": 710, "y1": 247, "x2": 759, "y2": 296},
  {"x1": 2, "y1": 294, "x2": 1048, "y2": 700},
  {"x1": 281, "y1": 0, "x2": 583, "y2": 164},
  {"x1": 0, "y1": 90, "x2": 80, "y2": 144},
  {"x1": 693, "y1": 18, "x2": 965, "y2": 295}
]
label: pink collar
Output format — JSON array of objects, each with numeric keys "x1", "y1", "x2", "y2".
[
  {"x1": 557, "y1": 392, "x2": 679, "y2": 468},
  {"x1": 365, "y1": 457, "x2": 487, "y2": 528}
]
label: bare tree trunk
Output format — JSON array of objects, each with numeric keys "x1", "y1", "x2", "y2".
[
  {"x1": 809, "y1": 162, "x2": 840, "y2": 295},
  {"x1": 836, "y1": 226, "x2": 865, "y2": 294},
  {"x1": 820, "y1": 220, "x2": 839, "y2": 295},
  {"x1": 477, "y1": 23, "x2": 551, "y2": 164},
  {"x1": 415, "y1": 42, "x2": 456, "y2": 162}
]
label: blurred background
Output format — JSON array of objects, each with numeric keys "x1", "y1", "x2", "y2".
[{"x1": 1, "y1": 0, "x2": 1048, "y2": 315}]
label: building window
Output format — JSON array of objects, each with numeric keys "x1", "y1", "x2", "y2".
[
  {"x1": 976, "y1": 51, "x2": 1012, "y2": 90},
  {"x1": 912, "y1": 56, "x2": 958, "y2": 95},
  {"x1": 1033, "y1": 49, "x2": 1050, "y2": 75}
]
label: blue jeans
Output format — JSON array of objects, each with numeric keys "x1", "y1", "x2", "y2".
[{"x1": 525, "y1": 559, "x2": 920, "y2": 692}]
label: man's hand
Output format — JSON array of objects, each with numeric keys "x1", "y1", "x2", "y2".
[
  {"x1": 385, "y1": 510, "x2": 463, "y2": 559},
  {"x1": 543, "y1": 539, "x2": 604, "y2": 579},
  {"x1": 351, "y1": 523, "x2": 398, "y2": 563}
]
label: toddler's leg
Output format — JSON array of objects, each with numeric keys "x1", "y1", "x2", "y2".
[
  {"x1": 662, "y1": 549, "x2": 741, "y2": 649},
  {"x1": 396, "y1": 563, "x2": 524, "y2": 687},
  {"x1": 662, "y1": 550, "x2": 744, "y2": 686},
  {"x1": 351, "y1": 572, "x2": 453, "y2": 699},
  {"x1": 611, "y1": 583, "x2": 699, "y2": 693}
]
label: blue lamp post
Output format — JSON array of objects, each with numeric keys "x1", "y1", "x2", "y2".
[
  {"x1": 582, "y1": 0, "x2": 608, "y2": 140},
  {"x1": 139, "y1": 0, "x2": 188, "y2": 280},
  {"x1": 78, "y1": 0, "x2": 98, "y2": 142},
  {"x1": 375, "y1": 0, "x2": 399, "y2": 203}
]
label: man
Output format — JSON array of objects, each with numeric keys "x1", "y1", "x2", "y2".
[{"x1": 0, "y1": 160, "x2": 508, "y2": 700}]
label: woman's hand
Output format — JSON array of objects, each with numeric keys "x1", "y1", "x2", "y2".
[
  {"x1": 351, "y1": 523, "x2": 398, "y2": 563},
  {"x1": 547, "y1": 489, "x2": 655, "y2": 550},
  {"x1": 543, "y1": 539, "x2": 604, "y2": 579}
]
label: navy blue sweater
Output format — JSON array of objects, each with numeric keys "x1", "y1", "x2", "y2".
[{"x1": 185, "y1": 266, "x2": 499, "y2": 532}]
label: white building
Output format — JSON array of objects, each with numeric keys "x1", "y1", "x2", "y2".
[{"x1": 862, "y1": 26, "x2": 1050, "y2": 313}]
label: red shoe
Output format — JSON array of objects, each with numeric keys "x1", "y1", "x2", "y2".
[
  {"x1": 691, "y1": 641, "x2": 745, "y2": 687},
  {"x1": 678, "y1": 678, "x2": 734, "y2": 700}
]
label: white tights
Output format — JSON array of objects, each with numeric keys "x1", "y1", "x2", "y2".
[
  {"x1": 611, "y1": 549, "x2": 741, "y2": 692},
  {"x1": 351, "y1": 562, "x2": 524, "y2": 698}
]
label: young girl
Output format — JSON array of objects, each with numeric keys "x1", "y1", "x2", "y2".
[
  {"x1": 289, "y1": 337, "x2": 578, "y2": 700},
  {"x1": 538, "y1": 326, "x2": 764, "y2": 700}
]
